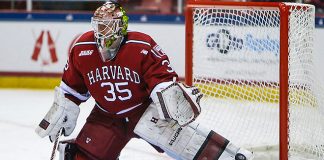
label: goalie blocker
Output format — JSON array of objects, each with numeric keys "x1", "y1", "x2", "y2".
[{"x1": 151, "y1": 82, "x2": 203, "y2": 126}]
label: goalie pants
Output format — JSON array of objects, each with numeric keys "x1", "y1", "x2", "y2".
[{"x1": 73, "y1": 105, "x2": 163, "y2": 160}]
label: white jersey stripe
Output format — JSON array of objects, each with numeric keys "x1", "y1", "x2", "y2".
[
  {"x1": 118, "y1": 103, "x2": 143, "y2": 114},
  {"x1": 60, "y1": 81, "x2": 91, "y2": 101},
  {"x1": 95, "y1": 102, "x2": 143, "y2": 115},
  {"x1": 151, "y1": 49, "x2": 161, "y2": 58},
  {"x1": 74, "y1": 41, "x2": 96, "y2": 47},
  {"x1": 126, "y1": 40, "x2": 151, "y2": 46}
]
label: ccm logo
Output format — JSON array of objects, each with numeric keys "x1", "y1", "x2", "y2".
[
  {"x1": 79, "y1": 50, "x2": 93, "y2": 56},
  {"x1": 169, "y1": 127, "x2": 182, "y2": 146}
]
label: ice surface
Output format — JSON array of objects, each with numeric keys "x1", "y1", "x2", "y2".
[{"x1": 0, "y1": 89, "x2": 171, "y2": 160}]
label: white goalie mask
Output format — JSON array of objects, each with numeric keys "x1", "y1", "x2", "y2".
[{"x1": 91, "y1": 1, "x2": 128, "y2": 61}]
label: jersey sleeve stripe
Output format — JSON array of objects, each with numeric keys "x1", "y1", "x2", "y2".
[
  {"x1": 150, "y1": 49, "x2": 162, "y2": 58},
  {"x1": 59, "y1": 81, "x2": 91, "y2": 101},
  {"x1": 125, "y1": 40, "x2": 151, "y2": 46},
  {"x1": 74, "y1": 41, "x2": 96, "y2": 47}
]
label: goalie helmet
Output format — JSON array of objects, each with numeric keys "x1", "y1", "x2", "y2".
[{"x1": 91, "y1": 1, "x2": 129, "y2": 61}]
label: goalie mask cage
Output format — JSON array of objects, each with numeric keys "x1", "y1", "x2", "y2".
[{"x1": 185, "y1": 1, "x2": 324, "y2": 160}]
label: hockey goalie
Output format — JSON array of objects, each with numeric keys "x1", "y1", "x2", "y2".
[{"x1": 35, "y1": 1, "x2": 254, "y2": 160}]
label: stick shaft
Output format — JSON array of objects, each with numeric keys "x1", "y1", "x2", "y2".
[{"x1": 50, "y1": 129, "x2": 62, "y2": 160}]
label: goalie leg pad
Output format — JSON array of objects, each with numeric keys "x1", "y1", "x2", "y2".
[
  {"x1": 58, "y1": 140, "x2": 78, "y2": 160},
  {"x1": 194, "y1": 130, "x2": 229, "y2": 159},
  {"x1": 134, "y1": 104, "x2": 254, "y2": 160}
]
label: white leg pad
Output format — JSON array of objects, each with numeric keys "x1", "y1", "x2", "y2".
[
  {"x1": 58, "y1": 142, "x2": 67, "y2": 160},
  {"x1": 134, "y1": 103, "x2": 254, "y2": 160},
  {"x1": 57, "y1": 140, "x2": 78, "y2": 160},
  {"x1": 134, "y1": 103, "x2": 203, "y2": 159}
]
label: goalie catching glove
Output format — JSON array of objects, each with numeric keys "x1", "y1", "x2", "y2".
[
  {"x1": 152, "y1": 82, "x2": 203, "y2": 126},
  {"x1": 35, "y1": 87, "x2": 80, "y2": 142}
]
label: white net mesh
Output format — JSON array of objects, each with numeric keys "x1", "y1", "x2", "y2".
[
  {"x1": 287, "y1": 3, "x2": 324, "y2": 159},
  {"x1": 190, "y1": 3, "x2": 324, "y2": 159}
]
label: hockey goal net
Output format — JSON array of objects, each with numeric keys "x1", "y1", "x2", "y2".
[{"x1": 185, "y1": 1, "x2": 324, "y2": 160}]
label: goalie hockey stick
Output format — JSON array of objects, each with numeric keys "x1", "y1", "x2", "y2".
[{"x1": 50, "y1": 128, "x2": 63, "y2": 160}]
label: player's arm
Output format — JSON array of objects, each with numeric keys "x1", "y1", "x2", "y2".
[{"x1": 35, "y1": 47, "x2": 90, "y2": 142}]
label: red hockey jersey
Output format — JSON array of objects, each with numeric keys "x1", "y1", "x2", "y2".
[{"x1": 61, "y1": 31, "x2": 178, "y2": 117}]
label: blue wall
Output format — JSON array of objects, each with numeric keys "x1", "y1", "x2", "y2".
[
  {"x1": 0, "y1": 12, "x2": 323, "y2": 27},
  {"x1": 0, "y1": 12, "x2": 184, "y2": 24}
]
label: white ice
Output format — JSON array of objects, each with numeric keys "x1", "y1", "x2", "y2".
[
  {"x1": 3, "y1": 89, "x2": 318, "y2": 160},
  {"x1": 0, "y1": 89, "x2": 171, "y2": 160}
]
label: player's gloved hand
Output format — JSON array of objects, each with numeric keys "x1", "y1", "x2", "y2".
[
  {"x1": 35, "y1": 87, "x2": 80, "y2": 142},
  {"x1": 153, "y1": 82, "x2": 203, "y2": 126}
]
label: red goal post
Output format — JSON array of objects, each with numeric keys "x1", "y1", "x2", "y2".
[{"x1": 185, "y1": 1, "x2": 321, "y2": 159}]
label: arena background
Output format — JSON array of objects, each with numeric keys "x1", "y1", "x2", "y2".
[
  {"x1": 1, "y1": 0, "x2": 324, "y2": 160},
  {"x1": 1, "y1": 0, "x2": 324, "y2": 89}
]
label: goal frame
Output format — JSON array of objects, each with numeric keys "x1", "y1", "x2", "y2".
[{"x1": 185, "y1": 1, "x2": 290, "y2": 159}]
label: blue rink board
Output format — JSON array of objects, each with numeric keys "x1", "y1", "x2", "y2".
[
  {"x1": 0, "y1": 12, "x2": 184, "y2": 24},
  {"x1": 0, "y1": 12, "x2": 323, "y2": 28}
]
